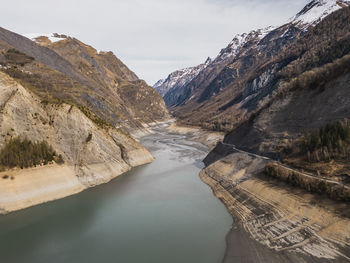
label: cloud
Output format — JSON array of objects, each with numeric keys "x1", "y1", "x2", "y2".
[{"x1": 0, "y1": 0, "x2": 310, "y2": 84}]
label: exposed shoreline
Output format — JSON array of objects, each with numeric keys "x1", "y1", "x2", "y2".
[
  {"x1": 200, "y1": 151, "x2": 350, "y2": 262},
  {"x1": 0, "y1": 147, "x2": 154, "y2": 215},
  {"x1": 0, "y1": 164, "x2": 84, "y2": 214},
  {"x1": 0, "y1": 120, "x2": 193, "y2": 215},
  {"x1": 130, "y1": 121, "x2": 350, "y2": 261}
]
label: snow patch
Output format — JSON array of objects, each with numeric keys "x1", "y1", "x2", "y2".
[
  {"x1": 289, "y1": 0, "x2": 350, "y2": 30},
  {"x1": 24, "y1": 33, "x2": 67, "y2": 43},
  {"x1": 213, "y1": 26, "x2": 275, "y2": 64},
  {"x1": 153, "y1": 57, "x2": 211, "y2": 95}
]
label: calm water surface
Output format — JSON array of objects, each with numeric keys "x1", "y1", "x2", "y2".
[{"x1": 0, "y1": 125, "x2": 232, "y2": 263}]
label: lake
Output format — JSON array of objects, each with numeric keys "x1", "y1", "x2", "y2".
[{"x1": 0, "y1": 125, "x2": 232, "y2": 263}]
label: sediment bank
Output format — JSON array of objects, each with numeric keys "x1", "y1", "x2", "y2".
[
  {"x1": 200, "y1": 151, "x2": 350, "y2": 262},
  {"x1": 166, "y1": 122, "x2": 224, "y2": 149},
  {"x1": 0, "y1": 148, "x2": 154, "y2": 214}
]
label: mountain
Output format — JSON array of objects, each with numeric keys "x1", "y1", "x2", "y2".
[
  {"x1": 0, "y1": 69, "x2": 154, "y2": 213},
  {"x1": 205, "y1": 3, "x2": 350, "y2": 159},
  {"x1": 0, "y1": 28, "x2": 169, "y2": 132},
  {"x1": 153, "y1": 57, "x2": 211, "y2": 101},
  {"x1": 197, "y1": 1, "x2": 350, "y2": 258},
  {"x1": 0, "y1": 27, "x2": 169, "y2": 213},
  {"x1": 159, "y1": 0, "x2": 350, "y2": 131}
]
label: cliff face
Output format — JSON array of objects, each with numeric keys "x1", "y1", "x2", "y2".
[
  {"x1": 0, "y1": 28, "x2": 169, "y2": 132},
  {"x1": 0, "y1": 71, "x2": 154, "y2": 213}
]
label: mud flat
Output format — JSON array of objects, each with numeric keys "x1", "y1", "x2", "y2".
[
  {"x1": 200, "y1": 151, "x2": 350, "y2": 262},
  {"x1": 167, "y1": 122, "x2": 224, "y2": 149}
]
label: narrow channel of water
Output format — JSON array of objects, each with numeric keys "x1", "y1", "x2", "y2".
[{"x1": 0, "y1": 126, "x2": 232, "y2": 263}]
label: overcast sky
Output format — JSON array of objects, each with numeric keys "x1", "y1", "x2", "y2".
[{"x1": 1, "y1": 0, "x2": 310, "y2": 85}]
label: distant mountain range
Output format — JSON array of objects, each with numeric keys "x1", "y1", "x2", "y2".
[{"x1": 154, "y1": 0, "x2": 350, "y2": 133}]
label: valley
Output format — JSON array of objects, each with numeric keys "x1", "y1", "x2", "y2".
[
  {"x1": 1, "y1": 0, "x2": 350, "y2": 262},
  {"x1": 152, "y1": 1, "x2": 350, "y2": 261}
]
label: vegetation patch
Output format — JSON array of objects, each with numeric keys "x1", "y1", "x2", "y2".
[
  {"x1": 0, "y1": 137, "x2": 63, "y2": 170},
  {"x1": 284, "y1": 120, "x2": 350, "y2": 163},
  {"x1": 264, "y1": 163, "x2": 350, "y2": 201},
  {"x1": 77, "y1": 105, "x2": 111, "y2": 130},
  {"x1": 3, "y1": 48, "x2": 34, "y2": 66}
]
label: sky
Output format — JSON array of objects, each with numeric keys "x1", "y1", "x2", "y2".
[{"x1": 1, "y1": 0, "x2": 310, "y2": 85}]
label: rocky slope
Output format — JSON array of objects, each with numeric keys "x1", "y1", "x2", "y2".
[
  {"x1": 0, "y1": 71, "x2": 155, "y2": 213},
  {"x1": 196, "y1": 1, "x2": 350, "y2": 261},
  {"x1": 206, "y1": 5, "x2": 350, "y2": 159},
  {"x1": 0, "y1": 27, "x2": 170, "y2": 213},
  {"x1": 160, "y1": 0, "x2": 350, "y2": 132},
  {"x1": 0, "y1": 27, "x2": 169, "y2": 132}
]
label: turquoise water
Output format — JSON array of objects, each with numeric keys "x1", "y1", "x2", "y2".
[{"x1": 0, "y1": 128, "x2": 232, "y2": 263}]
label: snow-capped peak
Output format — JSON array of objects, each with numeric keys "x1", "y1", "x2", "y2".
[
  {"x1": 153, "y1": 57, "x2": 212, "y2": 96},
  {"x1": 205, "y1": 57, "x2": 212, "y2": 64},
  {"x1": 289, "y1": 0, "x2": 350, "y2": 30},
  {"x1": 214, "y1": 26, "x2": 275, "y2": 64},
  {"x1": 153, "y1": 79, "x2": 165, "y2": 88},
  {"x1": 24, "y1": 33, "x2": 68, "y2": 43}
]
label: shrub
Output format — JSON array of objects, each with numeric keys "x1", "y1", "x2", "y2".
[
  {"x1": 56, "y1": 154, "x2": 64, "y2": 164},
  {"x1": 4, "y1": 49, "x2": 34, "y2": 65},
  {"x1": 78, "y1": 105, "x2": 111, "y2": 129},
  {"x1": 86, "y1": 133, "x2": 93, "y2": 143}
]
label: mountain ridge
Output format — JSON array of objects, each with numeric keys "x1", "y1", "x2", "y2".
[
  {"x1": 156, "y1": 0, "x2": 350, "y2": 132},
  {"x1": 154, "y1": 57, "x2": 212, "y2": 99},
  {"x1": 0, "y1": 27, "x2": 170, "y2": 213},
  {"x1": 0, "y1": 27, "x2": 170, "y2": 132}
]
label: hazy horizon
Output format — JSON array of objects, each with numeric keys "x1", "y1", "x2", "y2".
[{"x1": 1, "y1": 0, "x2": 310, "y2": 84}]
